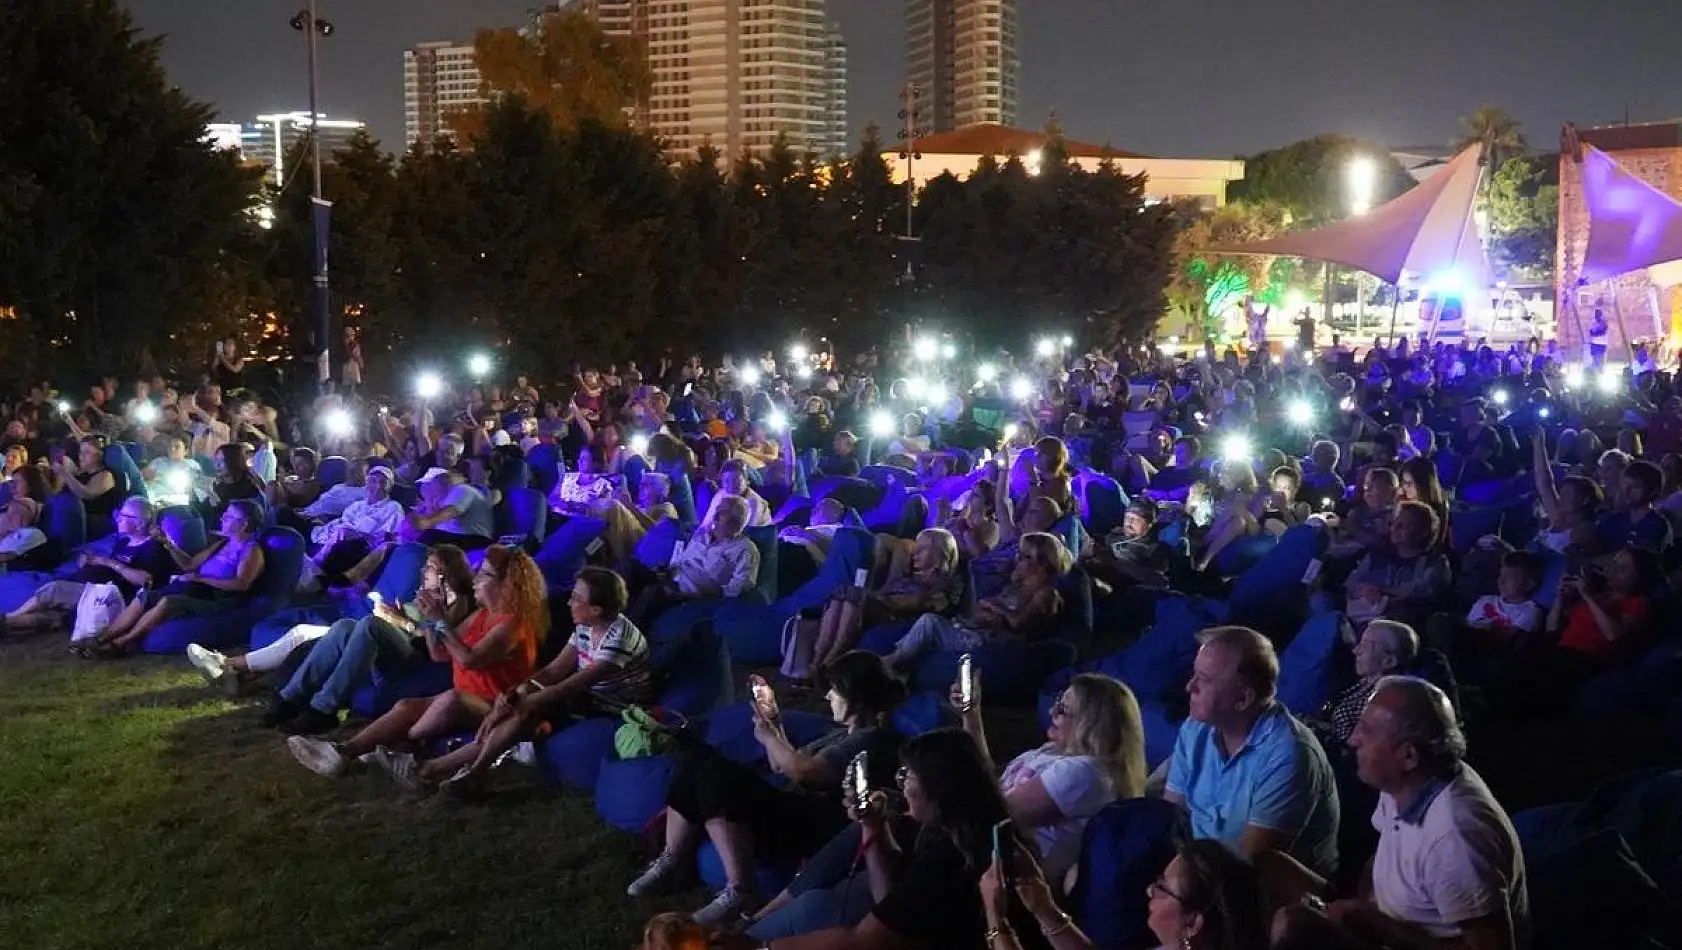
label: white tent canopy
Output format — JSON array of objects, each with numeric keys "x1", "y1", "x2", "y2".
[
  {"x1": 1576, "y1": 143, "x2": 1682, "y2": 285},
  {"x1": 1213, "y1": 145, "x2": 1489, "y2": 286}
]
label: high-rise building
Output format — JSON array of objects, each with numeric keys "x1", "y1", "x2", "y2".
[
  {"x1": 209, "y1": 113, "x2": 365, "y2": 186},
  {"x1": 905, "y1": 0, "x2": 1019, "y2": 133},
  {"x1": 404, "y1": 40, "x2": 485, "y2": 148},
  {"x1": 823, "y1": 23, "x2": 850, "y2": 159}
]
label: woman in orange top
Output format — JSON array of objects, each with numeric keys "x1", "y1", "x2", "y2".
[{"x1": 287, "y1": 545, "x2": 548, "y2": 780}]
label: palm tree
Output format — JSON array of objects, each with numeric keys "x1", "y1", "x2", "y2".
[{"x1": 1454, "y1": 105, "x2": 1528, "y2": 167}]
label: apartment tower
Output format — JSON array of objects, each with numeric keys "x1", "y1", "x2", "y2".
[
  {"x1": 403, "y1": 40, "x2": 484, "y2": 148},
  {"x1": 905, "y1": 0, "x2": 1018, "y2": 133}
]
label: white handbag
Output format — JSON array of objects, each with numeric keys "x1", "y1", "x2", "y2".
[{"x1": 71, "y1": 582, "x2": 126, "y2": 643}]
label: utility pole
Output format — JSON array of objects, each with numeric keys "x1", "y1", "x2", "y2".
[
  {"x1": 291, "y1": 2, "x2": 334, "y2": 384},
  {"x1": 896, "y1": 81, "x2": 923, "y2": 284}
]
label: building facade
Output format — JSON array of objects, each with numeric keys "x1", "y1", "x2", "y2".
[
  {"x1": 528, "y1": 0, "x2": 847, "y2": 160},
  {"x1": 216, "y1": 112, "x2": 367, "y2": 186},
  {"x1": 1556, "y1": 121, "x2": 1682, "y2": 357},
  {"x1": 882, "y1": 124, "x2": 1244, "y2": 209},
  {"x1": 905, "y1": 0, "x2": 1018, "y2": 134},
  {"x1": 403, "y1": 40, "x2": 485, "y2": 148}
]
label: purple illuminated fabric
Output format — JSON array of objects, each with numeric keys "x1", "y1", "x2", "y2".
[
  {"x1": 1213, "y1": 146, "x2": 1488, "y2": 284},
  {"x1": 1578, "y1": 146, "x2": 1682, "y2": 284}
]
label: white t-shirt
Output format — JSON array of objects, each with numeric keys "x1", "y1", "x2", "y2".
[
  {"x1": 0, "y1": 527, "x2": 46, "y2": 559},
  {"x1": 437, "y1": 483, "x2": 495, "y2": 538},
  {"x1": 1370, "y1": 765, "x2": 1529, "y2": 945},
  {"x1": 998, "y1": 746, "x2": 1116, "y2": 881},
  {"x1": 1463, "y1": 595, "x2": 1541, "y2": 635}
]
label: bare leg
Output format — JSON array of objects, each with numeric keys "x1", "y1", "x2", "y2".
[
  {"x1": 664, "y1": 808, "x2": 703, "y2": 857},
  {"x1": 823, "y1": 600, "x2": 865, "y2": 667},
  {"x1": 338, "y1": 542, "x2": 392, "y2": 586},
  {"x1": 336, "y1": 696, "x2": 433, "y2": 759},
  {"x1": 706, "y1": 819, "x2": 757, "y2": 889},
  {"x1": 96, "y1": 596, "x2": 149, "y2": 643},
  {"x1": 420, "y1": 708, "x2": 533, "y2": 781},
  {"x1": 810, "y1": 600, "x2": 844, "y2": 670},
  {"x1": 404, "y1": 690, "x2": 488, "y2": 745},
  {"x1": 107, "y1": 598, "x2": 182, "y2": 649}
]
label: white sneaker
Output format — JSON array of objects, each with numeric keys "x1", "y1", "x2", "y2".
[
  {"x1": 286, "y1": 735, "x2": 347, "y2": 778},
  {"x1": 692, "y1": 884, "x2": 762, "y2": 926},
  {"x1": 366, "y1": 746, "x2": 427, "y2": 793},
  {"x1": 186, "y1": 644, "x2": 226, "y2": 685},
  {"x1": 627, "y1": 850, "x2": 685, "y2": 898}
]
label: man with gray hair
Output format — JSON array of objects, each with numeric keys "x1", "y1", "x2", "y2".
[
  {"x1": 1274, "y1": 676, "x2": 1529, "y2": 950},
  {"x1": 629, "y1": 493, "x2": 759, "y2": 627},
  {"x1": 1166, "y1": 625, "x2": 1342, "y2": 879},
  {"x1": 3, "y1": 496, "x2": 175, "y2": 639},
  {"x1": 1312, "y1": 619, "x2": 1419, "y2": 747}
]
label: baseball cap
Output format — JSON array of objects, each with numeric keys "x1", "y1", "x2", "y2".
[{"x1": 417, "y1": 467, "x2": 451, "y2": 485}]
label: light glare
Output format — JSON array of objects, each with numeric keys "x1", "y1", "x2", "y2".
[
  {"x1": 1010, "y1": 377, "x2": 1034, "y2": 401},
  {"x1": 870, "y1": 411, "x2": 895, "y2": 438},
  {"x1": 415, "y1": 372, "x2": 443, "y2": 399}
]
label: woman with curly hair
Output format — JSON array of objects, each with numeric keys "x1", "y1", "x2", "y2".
[{"x1": 286, "y1": 545, "x2": 547, "y2": 782}]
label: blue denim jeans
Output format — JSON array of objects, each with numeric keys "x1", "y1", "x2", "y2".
[{"x1": 279, "y1": 615, "x2": 414, "y2": 714}]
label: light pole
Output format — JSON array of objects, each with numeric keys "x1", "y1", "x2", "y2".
[
  {"x1": 1346, "y1": 155, "x2": 1378, "y2": 333},
  {"x1": 896, "y1": 82, "x2": 923, "y2": 284},
  {"x1": 291, "y1": 3, "x2": 334, "y2": 383}
]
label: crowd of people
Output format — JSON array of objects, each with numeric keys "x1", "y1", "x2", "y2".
[{"x1": 3, "y1": 326, "x2": 1678, "y2": 950}]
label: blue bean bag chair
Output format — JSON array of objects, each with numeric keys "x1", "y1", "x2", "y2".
[
  {"x1": 20, "y1": 491, "x2": 86, "y2": 570},
  {"x1": 1071, "y1": 798, "x2": 1184, "y2": 950},
  {"x1": 248, "y1": 541, "x2": 431, "y2": 651},
  {"x1": 493, "y1": 455, "x2": 530, "y2": 493},
  {"x1": 540, "y1": 717, "x2": 622, "y2": 790},
  {"x1": 657, "y1": 462, "x2": 697, "y2": 529},
  {"x1": 621, "y1": 455, "x2": 648, "y2": 505},
  {"x1": 1276, "y1": 611, "x2": 1353, "y2": 717},
  {"x1": 494, "y1": 487, "x2": 549, "y2": 548},
  {"x1": 534, "y1": 515, "x2": 608, "y2": 593},
  {"x1": 595, "y1": 751, "x2": 677, "y2": 833},
  {"x1": 1574, "y1": 634, "x2": 1682, "y2": 719},
  {"x1": 859, "y1": 464, "x2": 919, "y2": 492},
  {"x1": 712, "y1": 527, "x2": 877, "y2": 665},
  {"x1": 316, "y1": 456, "x2": 349, "y2": 489},
  {"x1": 1092, "y1": 595, "x2": 1211, "y2": 704},
  {"x1": 1226, "y1": 523, "x2": 1323, "y2": 618},
  {"x1": 527, "y1": 442, "x2": 561, "y2": 498},
  {"x1": 633, "y1": 517, "x2": 683, "y2": 571},
  {"x1": 140, "y1": 526, "x2": 306, "y2": 654},
  {"x1": 809, "y1": 476, "x2": 883, "y2": 518},
  {"x1": 698, "y1": 840, "x2": 799, "y2": 895},
  {"x1": 158, "y1": 506, "x2": 210, "y2": 555},
  {"x1": 1449, "y1": 505, "x2": 1507, "y2": 555},
  {"x1": 1079, "y1": 473, "x2": 1127, "y2": 541}
]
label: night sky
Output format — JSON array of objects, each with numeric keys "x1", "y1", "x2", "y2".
[{"x1": 126, "y1": 0, "x2": 1679, "y2": 159}]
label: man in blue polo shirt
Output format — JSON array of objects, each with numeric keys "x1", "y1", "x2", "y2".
[{"x1": 1166, "y1": 625, "x2": 1341, "y2": 879}]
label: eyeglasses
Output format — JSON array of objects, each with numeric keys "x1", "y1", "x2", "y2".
[{"x1": 1146, "y1": 876, "x2": 1189, "y2": 904}]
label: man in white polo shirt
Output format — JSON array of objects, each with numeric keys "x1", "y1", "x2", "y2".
[{"x1": 1270, "y1": 676, "x2": 1529, "y2": 950}]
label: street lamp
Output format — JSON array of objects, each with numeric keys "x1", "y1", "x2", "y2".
[
  {"x1": 291, "y1": 2, "x2": 335, "y2": 384},
  {"x1": 1345, "y1": 155, "x2": 1378, "y2": 333}
]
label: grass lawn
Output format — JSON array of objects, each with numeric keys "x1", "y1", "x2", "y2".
[
  {"x1": 0, "y1": 637, "x2": 693, "y2": 950},
  {"x1": 4, "y1": 630, "x2": 1671, "y2": 950}
]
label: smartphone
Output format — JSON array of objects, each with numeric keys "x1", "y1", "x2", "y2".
[
  {"x1": 366, "y1": 591, "x2": 383, "y2": 608},
  {"x1": 847, "y1": 751, "x2": 871, "y2": 812},
  {"x1": 992, "y1": 818, "x2": 1015, "y2": 866},
  {"x1": 669, "y1": 539, "x2": 686, "y2": 567},
  {"x1": 957, "y1": 653, "x2": 977, "y2": 712},
  {"x1": 853, "y1": 568, "x2": 869, "y2": 588},
  {"x1": 748, "y1": 674, "x2": 779, "y2": 723}
]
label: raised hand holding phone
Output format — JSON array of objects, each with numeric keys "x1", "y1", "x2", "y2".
[{"x1": 748, "y1": 673, "x2": 780, "y2": 725}]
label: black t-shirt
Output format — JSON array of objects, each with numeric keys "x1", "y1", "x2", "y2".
[
  {"x1": 71, "y1": 536, "x2": 175, "y2": 599},
  {"x1": 873, "y1": 834, "x2": 1051, "y2": 950}
]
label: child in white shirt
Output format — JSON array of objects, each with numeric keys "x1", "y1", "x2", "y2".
[{"x1": 1465, "y1": 550, "x2": 1543, "y2": 641}]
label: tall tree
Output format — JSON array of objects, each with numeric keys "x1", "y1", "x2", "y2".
[
  {"x1": 1167, "y1": 202, "x2": 1290, "y2": 338},
  {"x1": 1454, "y1": 105, "x2": 1528, "y2": 168},
  {"x1": 1485, "y1": 156, "x2": 1558, "y2": 281},
  {"x1": 1227, "y1": 135, "x2": 1415, "y2": 226},
  {"x1": 448, "y1": 8, "x2": 651, "y2": 142},
  {"x1": 0, "y1": 0, "x2": 265, "y2": 386}
]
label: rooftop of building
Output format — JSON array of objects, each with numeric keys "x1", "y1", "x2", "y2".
[
  {"x1": 908, "y1": 123, "x2": 1152, "y2": 160},
  {"x1": 1581, "y1": 120, "x2": 1682, "y2": 152}
]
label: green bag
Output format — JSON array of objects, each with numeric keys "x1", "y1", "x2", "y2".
[{"x1": 614, "y1": 705, "x2": 675, "y2": 760}]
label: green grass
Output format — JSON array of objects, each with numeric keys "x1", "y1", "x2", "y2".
[{"x1": 0, "y1": 637, "x2": 683, "y2": 950}]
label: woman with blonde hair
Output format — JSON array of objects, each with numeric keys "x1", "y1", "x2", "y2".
[
  {"x1": 956, "y1": 671, "x2": 1146, "y2": 885},
  {"x1": 1194, "y1": 457, "x2": 1265, "y2": 574},
  {"x1": 883, "y1": 531, "x2": 1068, "y2": 673},
  {"x1": 286, "y1": 545, "x2": 546, "y2": 782},
  {"x1": 809, "y1": 526, "x2": 964, "y2": 671}
]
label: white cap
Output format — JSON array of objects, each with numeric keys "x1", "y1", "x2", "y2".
[{"x1": 417, "y1": 467, "x2": 451, "y2": 484}]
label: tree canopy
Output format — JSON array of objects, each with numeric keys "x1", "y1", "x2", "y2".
[
  {"x1": 0, "y1": 0, "x2": 266, "y2": 387},
  {"x1": 447, "y1": 8, "x2": 651, "y2": 142},
  {"x1": 1227, "y1": 134, "x2": 1416, "y2": 226}
]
